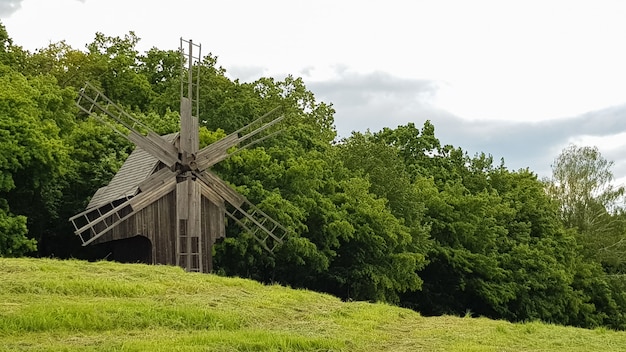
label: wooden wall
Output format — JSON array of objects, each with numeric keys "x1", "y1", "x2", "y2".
[
  {"x1": 93, "y1": 190, "x2": 226, "y2": 273},
  {"x1": 201, "y1": 196, "x2": 225, "y2": 272}
]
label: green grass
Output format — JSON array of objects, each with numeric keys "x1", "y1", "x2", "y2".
[{"x1": 1, "y1": 258, "x2": 625, "y2": 351}]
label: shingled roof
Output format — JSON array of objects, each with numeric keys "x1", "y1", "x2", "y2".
[{"x1": 87, "y1": 133, "x2": 178, "y2": 210}]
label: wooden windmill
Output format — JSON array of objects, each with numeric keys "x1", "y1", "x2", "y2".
[{"x1": 69, "y1": 39, "x2": 289, "y2": 273}]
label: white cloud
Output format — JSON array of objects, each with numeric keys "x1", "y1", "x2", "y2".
[
  {"x1": 0, "y1": 0, "x2": 22, "y2": 17},
  {"x1": 569, "y1": 132, "x2": 626, "y2": 152}
]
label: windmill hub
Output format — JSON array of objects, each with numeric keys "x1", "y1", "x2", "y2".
[{"x1": 176, "y1": 160, "x2": 194, "y2": 173}]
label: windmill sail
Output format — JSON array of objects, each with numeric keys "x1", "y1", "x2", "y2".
[
  {"x1": 196, "y1": 171, "x2": 287, "y2": 251},
  {"x1": 195, "y1": 107, "x2": 285, "y2": 170},
  {"x1": 77, "y1": 82, "x2": 180, "y2": 167},
  {"x1": 69, "y1": 168, "x2": 177, "y2": 246}
]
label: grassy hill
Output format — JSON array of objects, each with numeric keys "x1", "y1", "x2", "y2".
[{"x1": 1, "y1": 258, "x2": 625, "y2": 351}]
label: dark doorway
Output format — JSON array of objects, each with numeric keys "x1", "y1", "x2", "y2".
[{"x1": 88, "y1": 235, "x2": 152, "y2": 264}]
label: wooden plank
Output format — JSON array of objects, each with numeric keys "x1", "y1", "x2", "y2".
[
  {"x1": 175, "y1": 177, "x2": 187, "y2": 269},
  {"x1": 195, "y1": 149, "x2": 228, "y2": 171},
  {"x1": 130, "y1": 177, "x2": 176, "y2": 210},
  {"x1": 191, "y1": 101, "x2": 199, "y2": 155},
  {"x1": 73, "y1": 200, "x2": 132, "y2": 237},
  {"x1": 224, "y1": 210, "x2": 272, "y2": 253},
  {"x1": 147, "y1": 131, "x2": 179, "y2": 161},
  {"x1": 77, "y1": 83, "x2": 180, "y2": 167},
  {"x1": 195, "y1": 113, "x2": 284, "y2": 170},
  {"x1": 237, "y1": 115, "x2": 284, "y2": 149},
  {"x1": 201, "y1": 197, "x2": 225, "y2": 273},
  {"x1": 198, "y1": 179, "x2": 224, "y2": 205},
  {"x1": 197, "y1": 171, "x2": 245, "y2": 207},
  {"x1": 179, "y1": 98, "x2": 199, "y2": 155},
  {"x1": 176, "y1": 176, "x2": 189, "y2": 221},
  {"x1": 175, "y1": 175, "x2": 203, "y2": 272},
  {"x1": 138, "y1": 168, "x2": 177, "y2": 193},
  {"x1": 128, "y1": 131, "x2": 179, "y2": 167},
  {"x1": 188, "y1": 179, "x2": 202, "y2": 272},
  {"x1": 79, "y1": 179, "x2": 176, "y2": 246},
  {"x1": 87, "y1": 185, "x2": 177, "y2": 268},
  {"x1": 195, "y1": 133, "x2": 239, "y2": 170},
  {"x1": 199, "y1": 132, "x2": 239, "y2": 154}
]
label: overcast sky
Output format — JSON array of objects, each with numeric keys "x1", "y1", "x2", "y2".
[{"x1": 2, "y1": 0, "x2": 626, "y2": 185}]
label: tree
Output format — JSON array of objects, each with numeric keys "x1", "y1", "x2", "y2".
[
  {"x1": 86, "y1": 32, "x2": 154, "y2": 110},
  {"x1": 24, "y1": 41, "x2": 80, "y2": 83},
  {"x1": 0, "y1": 62, "x2": 73, "y2": 255},
  {"x1": 546, "y1": 145, "x2": 626, "y2": 270},
  {"x1": 0, "y1": 200, "x2": 35, "y2": 256},
  {"x1": 338, "y1": 131, "x2": 425, "y2": 227},
  {"x1": 0, "y1": 22, "x2": 12, "y2": 66}
]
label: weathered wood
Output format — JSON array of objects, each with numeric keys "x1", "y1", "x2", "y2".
[
  {"x1": 224, "y1": 196, "x2": 286, "y2": 249},
  {"x1": 138, "y1": 167, "x2": 177, "y2": 193},
  {"x1": 235, "y1": 114, "x2": 285, "y2": 149},
  {"x1": 179, "y1": 98, "x2": 199, "y2": 156},
  {"x1": 198, "y1": 179, "x2": 224, "y2": 205},
  {"x1": 88, "y1": 190, "x2": 177, "y2": 267},
  {"x1": 77, "y1": 83, "x2": 180, "y2": 168},
  {"x1": 76, "y1": 176, "x2": 176, "y2": 246},
  {"x1": 129, "y1": 176, "x2": 177, "y2": 211},
  {"x1": 175, "y1": 174, "x2": 203, "y2": 272},
  {"x1": 197, "y1": 171, "x2": 245, "y2": 207},
  {"x1": 176, "y1": 177, "x2": 189, "y2": 220},
  {"x1": 195, "y1": 112, "x2": 285, "y2": 170},
  {"x1": 191, "y1": 103, "x2": 199, "y2": 154},
  {"x1": 146, "y1": 131, "x2": 179, "y2": 162},
  {"x1": 195, "y1": 133, "x2": 239, "y2": 170},
  {"x1": 88, "y1": 187, "x2": 223, "y2": 273},
  {"x1": 201, "y1": 196, "x2": 225, "y2": 272},
  {"x1": 188, "y1": 178, "x2": 202, "y2": 272},
  {"x1": 128, "y1": 130, "x2": 179, "y2": 168}
]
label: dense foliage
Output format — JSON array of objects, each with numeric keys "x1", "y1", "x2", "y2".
[{"x1": 1, "y1": 21, "x2": 625, "y2": 329}]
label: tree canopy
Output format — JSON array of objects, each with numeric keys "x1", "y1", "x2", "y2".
[{"x1": 547, "y1": 145, "x2": 626, "y2": 272}]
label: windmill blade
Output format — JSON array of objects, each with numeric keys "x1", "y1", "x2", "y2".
[
  {"x1": 196, "y1": 171, "x2": 245, "y2": 207},
  {"x1": 195, "y1": 107, "x2": 285, "y2": 170},
  {"x1": 77, "y1": 82, "x2": 180, "y2": 168},
  {"x1": 194, "y1": 133, "x2": 239, "y2": 170},
  {"x1": 196, "y1": 170, "x2": 288, "y2": 252},
  {"x1": 233, "y1": 107, "x2": 285, "y2": 149},
  {"x1": 224, "y1": 201, "x2": 290, "y2": 253},
  {"x1": 198, "y1": 177, "x2": 226, "y2": 205},
  {"x1": 69, "y1": 168, "x2": 177, "y2": 246}
]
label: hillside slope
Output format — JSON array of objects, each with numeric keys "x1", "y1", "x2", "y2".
[{"x1": 1, "y1": 258, "x2": 625, "y2": 351}]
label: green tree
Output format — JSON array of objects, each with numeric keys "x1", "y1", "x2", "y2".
[
  {"x1": 210, "y1": 75, "x2": 426, "y2": 302},
  {"x1": 24, "y1": 41, "x2": 88, "y2": 88},
  {"x1": 321, "y1": 176, "x2": 426, "y2": 302},
  {"x1": 374, "y1": 121, "x2": 455, "y2": 184},
  {"x1": 86, "y1": 32, "x2": 154, "y2": 110},
  {"x1": 0, "y1": 200, "x2": 34, "y2": 256},
  {"x1": 546, "y1": 145, "x2": 626, "y2": 270},
  {"x1": 0, "y1": 22, "x2": 12, "y2": 66},
  {"x1": 371, "y1": 123, "x2": 608, "y2": 326},
  {"x1": 0, "y1": 63, "x2": 72, "y2": 255},
  {"x1": 338, "y1": 131, "x2": 425, "y2": 227}
]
